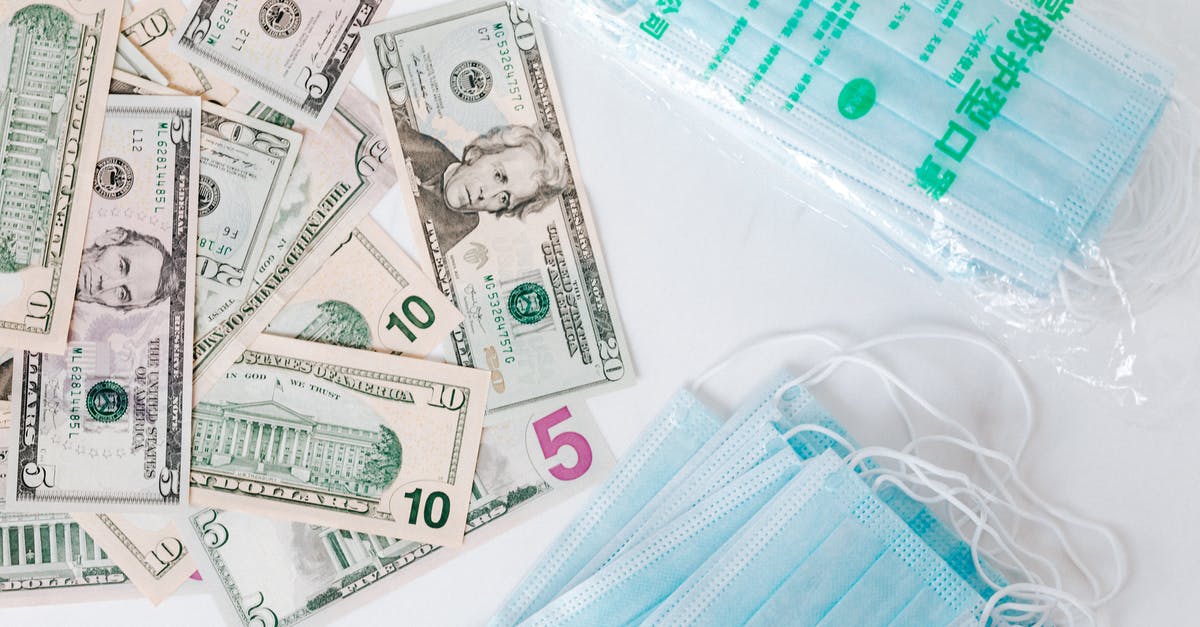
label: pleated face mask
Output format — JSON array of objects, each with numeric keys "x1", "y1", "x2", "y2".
[
  {"x1": 775, "y1": 381, "x2": 1009, "y2": 601},
  {"x1": 558, "y1": 371, "x2": 839, "y2": 589},
  {"x1": 520, "y1": 447, "x2": 821, "y2": 627},
  {"x1": 496, "y1": 330, "x2": 1126, "y2": 626},
  {"x1": 560, "y1": 371, "x2": 999, "y2": 595},
  {"x1": 574, "y1": 0, "x2": 1171, "y2": 294},
  {"x1": 520, "y1": 373, "x2": 1008, "y2": 625},
  {"x1": 643, "y1": 449, "x2": 991, "y2": 627},
  {"x1": 499, "y1": 369, "x2": 1006, "y2": 622},
  {"x1": 490, "y1": 391, "x2": 721, "y2": 627}
]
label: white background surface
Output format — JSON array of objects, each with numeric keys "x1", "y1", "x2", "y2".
[{"x1": 8, "y1": 0, "x2": 1200, "y2": 624}]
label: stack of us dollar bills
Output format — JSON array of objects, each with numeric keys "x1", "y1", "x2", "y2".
[{"x1": 0, "y1": 1, "x2": 632, "y2": 622}]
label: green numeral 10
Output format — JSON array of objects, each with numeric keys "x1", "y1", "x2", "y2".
[
  {"x1": 404, "y1": 487, "x2": 450, "y2": 529},
  {"x1": 387, "y1": 296, "x2": 436, "y2": 342}
]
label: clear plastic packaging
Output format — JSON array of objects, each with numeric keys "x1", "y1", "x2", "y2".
[{"x1": 530, "y1": 0, "x2": 1200, "y2": 409}]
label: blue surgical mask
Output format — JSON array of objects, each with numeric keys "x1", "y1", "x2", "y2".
[
  {"x1": 562, "y1": 372, "x2": 826, "y2": 587},
  {"x1": 490, "y1": 390, "x2": 722, "y2": 627},
  {"x1": 527, "y1": 377, "x2": 1005, "y2": 626},
  {"x1": 519, "y1": 448, "x2": 822, "y2": 627},
  {"x1": 571, "y1": 0, "x2": 1170, "y2": 294},
  {"x1": 570, "y1": 372, "x2": 1005, "y2": 602},
  {"x1": 497, "y1": 333, "x2": 1125, "y2": 626},
  {"x1": 642, "y1": 450, "x2": 990, "y2": 627},
  {"x1": 775, "y1": 382, "x2": 1008, "y2": 600}
]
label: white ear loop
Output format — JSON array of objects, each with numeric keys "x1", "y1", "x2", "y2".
[
  {"x1": 766, "y1": 330, "x2": 1125, "y2": 624},
  {"x1": 850, "y1": 447, "x2": 1058, "y2": 590},
  {"x1": 777, "y1": 350, "x2": 922, "y2": 447},
  {"x1": 858, "y1": 464, "x2": 1054, "y2": 587},
  {"x1": 1060, "y1": 95, "x2": 1200, "y2": 319},
  {"x1": 773, "y1": 333, "x2": 1033, "y2": 535},
  {"x1": 848, "y1": 448, "x2": 1098, "y2": 627},
  {"x1": 776, "y1": 424, "x2": 855, "y2": 457},
  {"x1": 984, "y1": 583, "x2": 1098, "y2": 627},
  {"x1": 943, "y1": 482, "x2": 1057, "y2": 586},
  {"x1": 690, "y1": 331, "x2": 846, "y2": 394},
  {"x1": 899, "y1": 436, "x2": 1127, "y2": 607},
  {"x1": 785, "y1": 435, "x2": 1060, "y2": 604},
  {"x1": 776, "y1": 330, "x2": 1035, "y2": 463}
]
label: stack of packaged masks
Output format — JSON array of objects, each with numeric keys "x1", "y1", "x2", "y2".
[
  {"x1": 491, "y1": 336, "x2": 1123, "y2": 626},
  {"x1": 546, "y1": 0, "x2": 1200, "y2": 404},
  {"x1": 560, "y1": 0, "x2": 1174, "y2": 300}
]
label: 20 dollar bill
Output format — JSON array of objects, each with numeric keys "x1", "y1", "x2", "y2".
[{"x1": 362, "y1": 1, "x2": 634, "y2": 413}]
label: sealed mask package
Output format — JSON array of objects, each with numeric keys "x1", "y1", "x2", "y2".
[
  {"x1": 535, "y1": 0, "x2": 1200, "y2": 405},
  {"x1": 554, "y1": 0, "x2": 1175, "y2": 290}
]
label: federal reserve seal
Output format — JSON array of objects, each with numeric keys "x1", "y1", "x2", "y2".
[
  {"x1": 449, "y1": 61, "x2": 493, "y2": 103},
  {"x1": 508, "y1": 282, "x2": 550, "y2": 325},
  {"x1": 94, "y1": 158, "x2": 134, "y2": 199},
  {"x1": 197, "y1": 174, "x2": 220, "y2": 217},
  {"x1": 86, "y1": 381, "x2": 128, "y2": 423},
  {"x1": 260, "y1": 0, "x2": 302, "y2": 39}
]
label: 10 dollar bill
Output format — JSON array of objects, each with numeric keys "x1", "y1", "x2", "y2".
[
  {"x1": 184, "y1": 398, "x2": 612, "y2": 627},
  {"x1": 266, "y1": 217, "x2": 463, "y2": 358},
  {"x1": 71, "y1": 512, "x2": 195, "y2": 605},
  {"x1": 189, "y1": 334, "x2": 489, "y2": 545},
  {"x1": 0, "y1": 0, "x2": 122, "y2": 353}
]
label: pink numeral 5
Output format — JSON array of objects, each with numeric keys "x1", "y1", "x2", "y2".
[{"x1": 532, "y1": 407, "x2": 593, "y2": 481}]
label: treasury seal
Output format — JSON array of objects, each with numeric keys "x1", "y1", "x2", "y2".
[
  {"x1": 94, "y1": 158, "x2": 134, "y2": 199},
  {"x1": 86, "y1": 381, "x2": 128, "y2": 423},
  {"x1": 260, "y1": 0, "x2": 302, "y2": 39},
  {"x1": 508, "y1": 282, "x2": 551, "y2": 325},
  {"x1": 197, "y1": 174, "x2": 221, "y2": 217},
  {"x1": 449, "y1": 61, "x2": 493, "y2": 103}
]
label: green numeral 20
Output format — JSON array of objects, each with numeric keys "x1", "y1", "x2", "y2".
[
  {"x1": 387, "y1": 296, "x2": 436, "y2": 342},
  {"x1": 404, "y1": 487, "x2": 450, "y2": 528}
]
